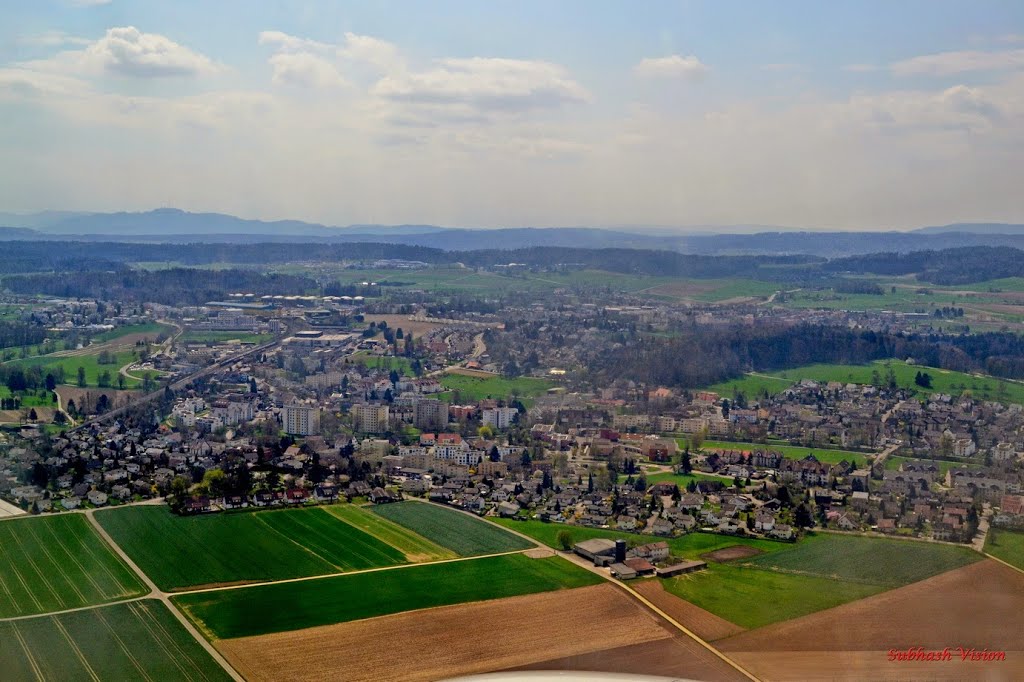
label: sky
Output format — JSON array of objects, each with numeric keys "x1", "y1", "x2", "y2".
[{"x1": 2, "y1": 1, "x2": 1024, "y2": 230}]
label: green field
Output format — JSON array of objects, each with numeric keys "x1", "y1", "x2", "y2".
[
  {"x1": 0, "y1": 515, "x2": 147, "y2": 618},
  {"x1": 747, "y1": 533, "x2": 979, "y2": 586},
  {"x1": 180, "y1": 331, "x2": 274, "y2": 344},
  {"x1": 440, "y1": 373, "x2": 553, "y2": 404},
  {"x1": 491, "y1": 519, "x2": 784, "y2": 560},
  {"x1": 0, "y1": 600, "x2": 232, "y2": 682},
  {"x1": 641, "y1": 471, "x2": 725, "y2": 487},
  {"x1": 682, "y1": 438, "x2": 870, "y2": 466},
  {"x1": 174, "y1": 554, "x2": 602, "y2": 640},
  {"x1": 884, "y1": 455, "x2": 976, "y2": 476},
  {"x1": 347, "y1": 351, "x2": 415, "y2": 374},
  {"x1": 663, "y1": 533, "x2": 979, "y2": 629},
  {"x1": 371, "y1": 502, "x2": 533, "y2": 556},
  {"x1": 324, "y1": 504, "x2": 456, "y2": 561},
  {"x1": 707, "y1": 360, "x2": 1024, "y2": 406},
  {"x1": 985, "y1": 527, "x2": 1024, "y2": 570},
  {"x1": 92, "y1": 322, "x2": 175, "y2": 342},
  {"x1": 663, "y1": 562, "x2": 883, "y2": 629},
  {"x1": 97, "y1": 506, "x2": 407, "y2": 591},
  {"x1": 6, "y1": 350, "x2": 144, "y2": 389}
]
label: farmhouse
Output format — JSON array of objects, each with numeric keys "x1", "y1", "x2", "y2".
[{"x1": 573, "y1": 538, "x2": 617, "y2": 566}]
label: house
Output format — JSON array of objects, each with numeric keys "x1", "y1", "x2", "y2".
[
  {"x1": 498, "y1": 501, "x2": 520, "y2": 517},
  {"x1": 370, "y1": 487, "x2": 397, "y2": 504},
  {"x1": 623, "y1": 557, "x2": 657, "y2": 576},
  {"x1": 770, "y1": 524, "x2": 794, "y2": 540},
  {"x1": 609, "y1": 562, "x2": 638, "y2": 580},
  {"x1": 632, "y1": 541, "x2": 670, "y2": 562},
  {"x1": 87, "y1": 490, "x2": 108, "y2": 506},
  {"x1": 223, "y1": 495, "x2": 247, "y2": 509},
  {"x1": 62, "y1": 496, "x2": 81, "y2": 510},
  {"x1": 574, "y1": 538, "x2": 617, "y2": 565},
  {"x1": 184, "y1": 496, "x2": 212, "y2": 514},
  {"x1": 314, "y1": 484, "x2": 338, "y2": 502},
  {"x1": 285, "y1": 488, "x2": 309, "y2": 505}
]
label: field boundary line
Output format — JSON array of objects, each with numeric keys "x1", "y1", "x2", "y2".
[
  {"x1": 39, "y1": 519, "x2": 107, "y2": 599},
  {"x1": 94, "y1": 603, "x2": 155, "y2": 682},
  {"x1": 0, "y1": 596, "x2": 151, "y2": 622},
  {"x1": 53, "y1": 616, "x2": 102, "y2": 682},
  {"x1": 10, "y1": 621, "x2": 45, "y2": 681},
  {"x1": 252, "y1": 511, "x2": 347, "y2": 572},
  {"x1": 984, "y1": 552, "x2": 1024, "y2": 577},
  {"x1": 26, "y1": 521, "x2": 89, "y2": 605},
  {"x1": 122, "y1": 602, "x2": 193, "y2": 681},
  {"x1": 8, "y1": 524, "x2": 65, "y2": 610},
  {"x1": 611, "y1": 579, "x2": 762, "y2": 682},
  {"x1": 0, "y1": 531, "x2": 46, "y2": 612},
  {"x1": 264, "y1": 507, "x2": 404, "y2": 570},
  {"x1": 133, "y1": 601, "x2": 214, "y2": 682},
  {"x1": 171, "y1": 548, "x2": 529, "y2": 597}
]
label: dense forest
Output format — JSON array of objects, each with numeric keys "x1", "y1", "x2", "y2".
[
  {"x1": 826, "y1": 246, "x2": 1024, "y2": 285},
  {"x1": 3, "y1": 267, "x2": 317, "y2": 305},
  {"x1": 582, "y1": 323, "x2": 1024, "y2": 390}
]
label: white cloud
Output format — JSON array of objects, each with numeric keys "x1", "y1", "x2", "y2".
[
  {"x1": 258, "y1": 31, "x2": 331, "y2": 53},
  {"x1": 85, "y1": 26, "x2": 220, "y2": 77},
  {"x1": 373, "y1": 57, "x2": 589, "y2": 113},
  {"x1": 268, "y1": 52, "x2": 347, "y2": 89},
  {"x1": 890, "y1": 48, "x2": 1024, "y2": 76},
  {"x1": 339, "y1": 32, "x2": 403, "y2": 72},
  {"x1": 634, "y1": 55, "x2": 708, "y2": 79}
]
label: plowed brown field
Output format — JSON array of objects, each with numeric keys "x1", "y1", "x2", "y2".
[
  {"x1": 632, "y1": 579, "x2": 745, "y2": 641},
  {"x1": 718, "y1": 559, "x2": 1024, "y2": 681},
  {"x1": 217, "y1": 584, "x2": 672, "y2": 682}
]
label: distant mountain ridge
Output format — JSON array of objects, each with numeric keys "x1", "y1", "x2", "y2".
[{"x1": 1, "y1": 208, "x2": 1024, "y2": 256}]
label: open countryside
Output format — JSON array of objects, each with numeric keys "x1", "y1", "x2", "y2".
[
  {"x1": 371, "y1": 502, "x2": 534, "y2": 556},
  {"x1": 173, "y1": 554, "x2": 601, "y2": 640},
  {"x1": 0, "y1": 600, "x2": 232, "y2": 682},
  {"x1": 0, "y1": 514, "x2": 146, "y2": 618},
  {"x1": 96, "y1": 505, "x2": 408, "y2": 590}
]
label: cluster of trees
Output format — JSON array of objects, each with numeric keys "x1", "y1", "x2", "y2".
[
  {"x1": 827, "y1": 246, "x2": 1024, "y2": 285},
  {"x1": 583, "y1": 322, "x2": 1024, "y2": 390}
]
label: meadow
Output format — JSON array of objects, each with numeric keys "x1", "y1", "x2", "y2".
[
  {"x1": 491, "y1": 519, "x2": 784, "y2": 560},
  {"x1": 324, "y1": 504, "x2": 455, "y2": 562},
  {"x1": 0, "y1": 600, "x2": 232, "y2": 682},
  {"x1": 179, "y1": 331, "x2": 273, "y2": 344},
  {"x1": 0, "y1": 514, "x2": 147, "y2": 618},
  {"x1": 6, "y1": 349, "x2": 144, "y2": 389},
  {"x1": 97, "y1": 506, "x2": 407, "y2": 591},
  {"x1": 347, "y1": 351, "x2": 415, "y2": 374},
  {"x1": 371, "y1": 502, "x2": 534, "y2": 556},
  {"x1": 984, "y1": 527, "x2": 1024, "y2": 571},
  {"x1": 173, "y1": 554, "x2": 602, "y2": 640},
  {"x1": 679, "y1": 438, "x2": 870, "y2": 466},
  {"x1": 706, "y1": 360, "x2": 1024, "y2": 406},
  {"x1": 663, "y1": 532, "x2": 979, "y2": 629},
  {"x1": 92, "y1": 322, "x2": 175, "y2": 342},
  {"x1": 439, "y1": 373, "x2": 553, "y2": 403}
]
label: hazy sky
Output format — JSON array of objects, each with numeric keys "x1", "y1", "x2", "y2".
[{"x1": 2, "y1": 1, "x2": 1024, "y2": 229}]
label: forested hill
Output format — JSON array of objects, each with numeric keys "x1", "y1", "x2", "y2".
[{"x1": 825, "y1": 246, "x2": 1024, "y2": 285}]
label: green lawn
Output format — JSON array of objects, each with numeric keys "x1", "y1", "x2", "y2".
[
  {"x1": 174, "y1": 554, "x2": 602, "y2": 640},
  {"x1": 347, "y1": 352, "x2": 415, "y2": 374},
  {"x1": 706, "y1": 374, "x2": 793, "y2": 399},
  {"x1": 92, "y1": 322, "x2": 175, "y2": 342},
  {"x1": 324, "y1": 504, "x2": 456, "y2": 561},
  {"x1": 440, "y1": 373, "x2": 553, "y2": 403},
  {"x1": 884, "y1": 455, "x2": 976, "y2": 476},
  {"x1": 6, "y1": 350, "x2": 143, "y2": 389},
  {"x1": 683, "y1": 438, "x2": 870, "y2": 466},
  {"x1": 0, "y1": 600, "x2": 232, "y2": 682},
  {"x1": 491, "y1": 519, "x2": 784, "y2": 560},
  {"x1": 984, "y1": 527, "x2": 1024, "y2": 571},
  {"x1": 642, "y1": 471, "x2": 725, "y2": 487},
  {"x1": 96, "y1": 506, "x2": 407, "y2": 591},
  {"x1": 180, "y1": 331, "x2": 274, "y2": 344},
  {"x1": 663, "y1": 533, "x2": 979, "y2": 630},
  {"x1": 371, "y1": 502, "x2": 533, "y2": 556},
  {"x1": 0, "y1": 515, "x2": 147, "y2": 618}
]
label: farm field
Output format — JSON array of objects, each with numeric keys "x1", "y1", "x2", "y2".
[
  {"x1": 717, "y1": 560, "x2": 1024, "y2": 680},
  {"x1": 217, "y1": 583, "x2": 678, "y2": 682},
  {"x1": 984, "y1": 527, "x2": 1024, "y2": 570},
  {"x1": 439, "y1": 372, "x2": 553, "y2": 403},
  {"x1": 0, "y1": 600, "x2": 233, "y2": 682},
  {"x1": 681, "y1": 438, "x2": 870, "y2": 465},
  {"x1": 347, "y1": 351, "x2": 415, "y2": 374},
  {"x1": 371, "y1": 501, "x2": 533, "y2": 556},
  {"x1": 491, "y1": 519, "x2": 784, "y2": 560},
  {"x1": 746, "y1": 533, "x2": 980, "y2": 586},
  {"x1": 664, "y1": 533, "x2": 980, "y2": 629},
  {"x1": 180, "y1": 331, "x2": 273, "y2": 344},
  {"x1": 324, "y1": 504, "x2": 455, "y2": 562},
  {"x1": 174, "y1": 554, "x2": 602, "y2": 639},
  {"x1": 0, "y1": 514, "x2": 146, "y2": 618},
  {"x1": 96, "y1": 505, "x2": 406, "y2": 591}
]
